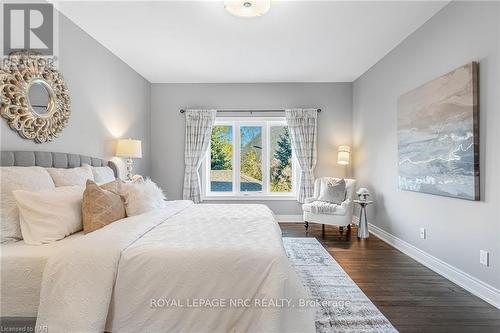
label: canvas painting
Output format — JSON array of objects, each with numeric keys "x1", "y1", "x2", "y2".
[{"x1": 398, "y1": 62, "x2": 479, "y2": 200}]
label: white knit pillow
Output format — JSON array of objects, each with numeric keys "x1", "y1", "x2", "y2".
[
  {"x1": 124, "y1": 178, "x2": 166, "y2": 216},
  {"x1": 46, "y1": 165, "x2": 94, "y2": 187},
  {"x1": 0, "y1": 167, "x2": 56, "y2": 243}
]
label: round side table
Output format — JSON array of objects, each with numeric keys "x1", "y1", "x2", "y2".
[{"x1": 354, "y1": 200, "x2": 373, "y2": 239}]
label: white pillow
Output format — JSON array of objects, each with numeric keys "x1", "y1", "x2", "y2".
[
  {"x1": 84, "y1": 164, "x2": 115, "y2": 183},
  {"x1": 46, "y1": 165, "x2": 94, "y2": 187},
  {"x1": 13, "y1": 186, "x2": 85, "y2": 245},
  {"x1": 124, "y1": 178, "x2": 166, "y2": 216},
  {"x1": 318, "y1": 178, "x2": 346, "y2": 204},
  {"x1": 0, "y1": 167, "x2": 56, "y2": 243}
]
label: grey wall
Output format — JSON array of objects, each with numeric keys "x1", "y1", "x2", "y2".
[
  {"x1": 151, "y1": 83, "x2": 352, "y2": 215},
  {"x1": 1, "y1": 13, "x2": 151, "y2": 177},
  {"x1": 353, "y1": 1, "x2": 500, "y2": 289}
]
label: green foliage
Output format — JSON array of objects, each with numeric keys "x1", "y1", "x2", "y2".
[
  {"x1": 241, "y1": 148, "x2": 262, "y2": 181},
  {"x1": 210, "y1": 125, "x2": 292, "y2": 192},
  {"x1": 270, "y1": 128, "x2": 292, "y2": 192},
  {"x1": 211, "y1": 126, "x2": 232, "y2": 170},
  {"x1": 275, "y1": 128, "x2": 291, "y2": 168}
]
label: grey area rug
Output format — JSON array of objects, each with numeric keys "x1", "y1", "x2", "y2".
[{"x1": 283, "y1": 237, "x2": 398, "y2": 333}]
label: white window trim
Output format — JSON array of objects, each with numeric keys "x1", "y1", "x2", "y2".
[{"x1": 202, "y1": 117, "x2": 298, "y2": 201}]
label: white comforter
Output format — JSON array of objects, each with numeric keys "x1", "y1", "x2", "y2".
[{"x1": 36, "y1": 201, "x2": 315, "y2": 333}]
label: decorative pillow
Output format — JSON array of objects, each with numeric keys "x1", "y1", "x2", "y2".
[
  {"x1": 13, "y1": 186, "x2": 85, "y2": 245},
  {"x1": 318, "y1": 178, "x2": 346, "y2": 204},
  {"x1": 46, "y1": 165, "x2": 94, "y2": 187},
  {"x1": 124, "y1": 178, "x2": 166, "y2": 216},
  {"x1": 84, "y1": 164, "x2": 115, "y2": 184},
  {"x1": 82, "y1": 179, "x2": 126, "y2": 234},
  {"x1": 0, "y1": 166, "x2": 56, "y2": 243}
]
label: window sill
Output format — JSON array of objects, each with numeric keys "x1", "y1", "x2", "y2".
[{"x1": 202, "y1": 195, "x2": 297, "y2": 201}]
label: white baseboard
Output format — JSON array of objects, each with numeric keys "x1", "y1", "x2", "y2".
[
  {"x1": 276, "y1": 215, "x2": 303, "y2": 222},
  {"x1": 368, "y1": 223, "x2": 500, "y2": 310}
]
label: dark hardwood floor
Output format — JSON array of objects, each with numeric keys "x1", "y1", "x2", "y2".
[{"x1": 280, "y1": 222, "x2": 500, "y2": 333}]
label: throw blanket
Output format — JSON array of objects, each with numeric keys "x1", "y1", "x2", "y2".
[
  {"x1": 36, "y1": 202, "x2": 314, "y2": 333},
  {"x1": 310, "y1": 200, "x2": 338, "y2": 215}
]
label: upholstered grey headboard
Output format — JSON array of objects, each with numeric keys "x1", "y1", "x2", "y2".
[{"x1": 0, "y1": 151, "x2": 119, "y2": 177}]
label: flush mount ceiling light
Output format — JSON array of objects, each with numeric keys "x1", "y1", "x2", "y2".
[{"x1": 224, "y1": 0, "x2": 271, "y2": 18}]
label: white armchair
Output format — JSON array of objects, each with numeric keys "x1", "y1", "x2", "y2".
[{"x1": 302, "y1": 178, "x2": 357, "y2": 233}]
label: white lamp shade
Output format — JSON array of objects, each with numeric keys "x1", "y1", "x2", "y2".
[
  {"x1": 224, "y1": 0, "x2": 270, "y2": 18},
  {"x1": 116, "y1": 139, "x2": 142, "y2": 158},
  {"x1": 337, "y1": 145, "x2": 351, "y2": 165}
]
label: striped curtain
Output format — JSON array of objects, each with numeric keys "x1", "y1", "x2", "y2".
[
  {"x1": 285, "y1": 109, "x2": 317, "y2": 203},
  {"x1": 182, "y1": 110, "x2": 216, "y2": 203}
]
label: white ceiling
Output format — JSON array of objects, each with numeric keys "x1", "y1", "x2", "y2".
[{"x1": 55, "y1": 1, "x2": 448, "y2": 83}]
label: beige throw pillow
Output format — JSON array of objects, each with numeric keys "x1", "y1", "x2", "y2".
[{"x1": 82, "y1": 179, "x2": 126, "y2": 234}]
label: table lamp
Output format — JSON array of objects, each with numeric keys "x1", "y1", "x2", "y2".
[{"x1": 116, "y1": 139, "x2": 142, "y2": 181}]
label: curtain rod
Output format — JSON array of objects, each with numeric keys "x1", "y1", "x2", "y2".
[{"x1": 179, "y1": 108, "x2": 321, "y2": 114}]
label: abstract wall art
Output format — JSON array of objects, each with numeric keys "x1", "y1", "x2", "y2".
[{"x1": 397, "y1": 62, "x2": 479, "y2": 200}]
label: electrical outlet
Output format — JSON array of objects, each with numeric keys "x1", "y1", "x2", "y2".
[
  {"x1": 480, "y1": 250, "x2": 489, "y2": 266},
  {"x1": 419, "y1": 228, "x2": 426, "y2": 239}
]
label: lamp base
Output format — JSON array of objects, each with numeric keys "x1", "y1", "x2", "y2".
[{"x1": 126, "y1": 158, "x2": 134, "y2": 181}]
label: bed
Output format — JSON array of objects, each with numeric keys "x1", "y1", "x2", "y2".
[
  {"x1": 1, "y1": 232, "x2": 84, "y2": 318},
  {"x1": 0, "y1": 151, "x2": 315, "y2": 333}
]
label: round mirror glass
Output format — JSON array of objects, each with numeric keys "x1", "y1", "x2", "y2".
[{"x1": 28, "y1": 81, "x2": 51, "y2": 116}]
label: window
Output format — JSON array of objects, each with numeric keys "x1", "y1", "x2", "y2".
[{"x1": 204, "y1": 117, "x2": 296, "y2": 199}]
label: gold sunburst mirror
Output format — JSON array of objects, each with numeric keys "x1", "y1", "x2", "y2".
[{"x1": 0, "y1": 52, "x2": 70, "y2": 143}]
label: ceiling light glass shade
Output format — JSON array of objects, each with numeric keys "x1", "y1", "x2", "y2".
[
  {"x1": 224, "y1": 0, "x2": 271, "y2": 18},
  {"x1": 337, "y1": 145, "x2": 351, "y2": 165}
]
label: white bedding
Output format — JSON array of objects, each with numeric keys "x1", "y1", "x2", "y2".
[
  {"x1": 0, "y1": 232, "x2": 84, "y2": 317},
  {"x1": 35, "y1": 201, "x2": 315, "y2": 333}
]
